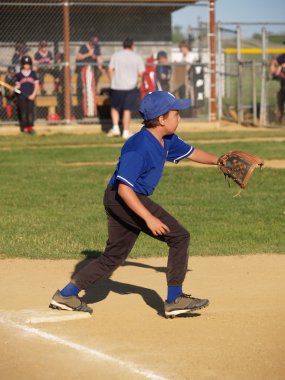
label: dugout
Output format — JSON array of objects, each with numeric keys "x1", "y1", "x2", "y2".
[{"x1": 0, "y1": 0, "x2": 217, "y2": 124}]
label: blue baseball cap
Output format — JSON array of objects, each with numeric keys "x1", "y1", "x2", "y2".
[{"x1": 139, "y1": 91, "x2": 191, "y2": 121}]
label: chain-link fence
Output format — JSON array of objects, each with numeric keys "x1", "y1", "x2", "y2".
[
  {"x1": 2, "y1": 2, "x2": 283, "y2": 128},
  {"x1": 0, "y1": 0, "x2": 211, "y2": 127},
  {"x1": 217, "y1": 22, "x2": 285, "y2": 127}
]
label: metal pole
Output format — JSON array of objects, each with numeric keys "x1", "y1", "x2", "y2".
[
  {"x1": 260, "y1": 27, "x2": 267, "y2": 126},
  {"x1": 226, "y1": 53, "x2": 230, "y2": 99},
  {"x1": 252, "y1": 60, "x2": 257, "y2": 126},
  {"x1": 197, "y1": 16, "x2": 202, "y2": 63},
  {"x1": 63, "y1": 0, "x2": 71, "y2": 123},
  {"x1": 236, "y1": 25, "x2": 243, "y2": 124},
  {"x1": 209, "y1": 0, "x2": 216, "y2": 121},
  {"x1": 217, "y1": 21, "x2": 222, "y2": 120}
]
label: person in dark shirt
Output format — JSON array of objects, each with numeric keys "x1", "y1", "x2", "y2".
[
  {"x1": 4, "y1": 66, "x2": 17, "y2": 120},
  {"x1": 34, "y1": 40, "x2": 55, "y2": 95},
  {"x1": 11, "y1": 42, "x2": 31, "y2": 69},
  {"x1": 15, "y1": 55, "x2": 39, "y2": 134},
  {"x1": 75, "y1": 36, "x2": 103, "y2": 118},
  {"x1": 270, "y1": 49, "x2": 285, "y2": 123},
  {"x1": 54, "y1": 52, "x2": 65, "y2": 119},
  {"x1": 156, "y1": 51, "x2": 172, "y2": 92}
]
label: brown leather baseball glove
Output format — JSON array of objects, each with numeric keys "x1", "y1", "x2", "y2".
[{"x1": 218, "y1": 150, "x2": 264, "y2": 189}]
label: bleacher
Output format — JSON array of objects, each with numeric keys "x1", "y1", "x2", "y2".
[{"x1": 0, "y1": 69, "x2": 110, "y2": 121}]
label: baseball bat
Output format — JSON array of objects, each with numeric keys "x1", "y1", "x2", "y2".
[{"x1": 0, "y1": 80, "x2": 21, "y2": 94}]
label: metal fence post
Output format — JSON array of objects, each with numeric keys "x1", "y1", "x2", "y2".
[
  {"x1": 236, "y1": 25, "x2": 243, "y2": 124},
  {"x1": 252, "y1": 60, "x2": 257, "y2": 126},
  {"x1": 209, "y1": 0, "x2": 217, "y2": 122},
  {"x1": 260, "y1": 26, "x2": 267, "y2": 127},
  {"x1": 63, "y1": 0, "x2": 71, "y2": 124},
  {"x1": 217, "y1": 21, "x2": 222, "y2": 120}
]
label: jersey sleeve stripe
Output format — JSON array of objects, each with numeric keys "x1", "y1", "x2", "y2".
[
  {"x1": 173, "y1": 146, "x2": 195, "y2": 164},
  {"x1": 116, "y1": 175, "x2": 134, "y2": 187}
]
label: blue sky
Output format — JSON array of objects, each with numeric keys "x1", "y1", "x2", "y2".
[{"x1": 172, "y1": 0, "x2": 285, "y2": 36}]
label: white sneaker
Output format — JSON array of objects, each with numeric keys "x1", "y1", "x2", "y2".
[
  {"x1": 122, "y1": 130, "x2": 133, "y2": 140},
  {"x1": 107, "y1": 125, "x2": 121, "y2": 137}
]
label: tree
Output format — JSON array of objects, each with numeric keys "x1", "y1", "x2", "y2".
[{"x1": 172, "y1": 25, "x2": 186, "y2": 43}]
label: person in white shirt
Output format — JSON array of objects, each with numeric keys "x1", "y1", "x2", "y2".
[
  {"x1": 107, "y1": 38, "x2": 145, "y2": 139},
  {"x1": 178, "y1": 40, "x2": 197, "y2": 64}
]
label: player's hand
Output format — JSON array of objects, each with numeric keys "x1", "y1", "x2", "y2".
[
  {"x1": 146, "y1": 215, "x2": 170, "y2": 236},
  {"x1": 28, "y1": 94, "x2": 35, "y2": 100}
]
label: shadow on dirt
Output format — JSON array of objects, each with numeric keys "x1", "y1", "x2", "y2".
[{"x1": 71, "y1": 249, "x2": 195, "y2": 318}]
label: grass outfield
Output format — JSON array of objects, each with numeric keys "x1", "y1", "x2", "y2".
[{"x1": 0, "y1": 129, "x2": 284, "y2": 259}]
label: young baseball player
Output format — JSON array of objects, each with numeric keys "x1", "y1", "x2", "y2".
[
  {"x1": 15, "y1": 55, "x2": 39, "y2": 134},
  {"x1": 50, "y1": 91, "x2": 219, "y2": 318},
  {"x1": 34, "y1": 40, "x2": 54, "y2": 95},
  {"x1": 75, "y1": 36, "x2": 102, "y2": 118},
  {"x1": 270, "y1": 46, "x2": 285, "y2": 123},
  {"x1": 156, "y1": 51, "x2": 172, "y2": 92},
  {"x1": 4, "y1": 66, "x2": 17, "y2": 120}
]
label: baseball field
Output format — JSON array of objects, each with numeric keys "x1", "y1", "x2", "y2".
[{"x1": 0, "y1": 121, "x2": 284, "y2": 380}]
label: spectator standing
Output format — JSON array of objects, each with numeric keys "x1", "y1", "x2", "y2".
[
  {"x1": 156, "y1": 51, "x2": 172, "y2": 92},
  {"x1": 270, "y1": 47, "x2": 285, "y2": 123},
  {"x1": 15, "y1": 55, "x2": 39, "y2": 134},
  {"x1": 34, "y1": 40, "x2": 55, "y2": 95},
  {"x1": 177, "y1": 40, "x2": 197, "y2": 64},
  {"x1": 11, "y1": 42, "x2": 31, "y2": 70},
  {"x1": 173, "y1": 40, "x2": 198, "y2": 100},
  {"x1": 53, "y1": 52, "x2": 65, "y2": 120},
  {"x1": 75, "y1": 36, "x2": 103, "y2": 118},
  {"x1": 108, "y1": 37, "x2": 145, "y2": 139},
  {"x1": 140, "y1": 55, "x2": 156, "y2": 99},
  {"x1": 4, "y1": 66, "x2": 17, "y2": 120}
]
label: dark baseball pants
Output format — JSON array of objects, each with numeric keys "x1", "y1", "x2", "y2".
[
  {"x1": 17, "y1": 97, "x2": 35, "y2": 129},
  {"x1": 72, "y1": 186, "x2": 190, "y2": 290}
]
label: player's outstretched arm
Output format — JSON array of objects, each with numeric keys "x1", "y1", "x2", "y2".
[
  {"x1": 187, "y1": 148, "x2": 218, "y2": 165},
  {"x1": 117, "y1": 183, "x2": 170, "y2": 236}
]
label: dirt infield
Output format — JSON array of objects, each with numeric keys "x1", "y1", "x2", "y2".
[{"x1": 0, "y1": 255, "x2": 284, "y2": 380}]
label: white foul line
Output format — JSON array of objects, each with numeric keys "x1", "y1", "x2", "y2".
[{"x1": 0, "y1": 316, "x2": 167, "y2": 380}]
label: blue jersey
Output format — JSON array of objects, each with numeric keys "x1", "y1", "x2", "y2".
[
  {"x1": 109, "y1": 127, "x2": 195, "y2": 196},
  {"x1": 15, "y1": 70, "x2": 38, "y2": 99}
]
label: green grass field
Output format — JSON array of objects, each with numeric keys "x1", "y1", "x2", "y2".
[{"x1": 0, "y1": 128, "x2": 284, "y2": 259}]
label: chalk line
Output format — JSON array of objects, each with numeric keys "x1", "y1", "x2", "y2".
[
  {"x1": 0, "y1": 316, "x2": 167, "y2": 380},
  {"x1": 0, "y1": 308, "x2": 91, "y2": 324}
]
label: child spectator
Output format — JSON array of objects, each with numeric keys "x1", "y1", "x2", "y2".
[
  {"x1": 156, "y1": 51, "x2": 172, "y2": 91},
  {"x1": 140, "y1": 55, "x2": 156, "y2": 99},
  {"x1": 11, "y1": 42, "x2": 31, "y2": 69},
  {"x1": 75, "y1": 36, "x2": 103, "y2": 118},
  {"x1": 15, "y1": 55, "x2": 39, "y2": 134},
  {"x1": 270, "y1": 48, "x2": 285, "y2": 123},
  {"x1": 53, "y1": 52, "x2": 66, "y2": 120},
  {"x1": 4, "y1": 66, "x2": 17, "y2": 120},
  {"x1": 34, "y1": 40, "x2": 54, "y2": 95}
]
